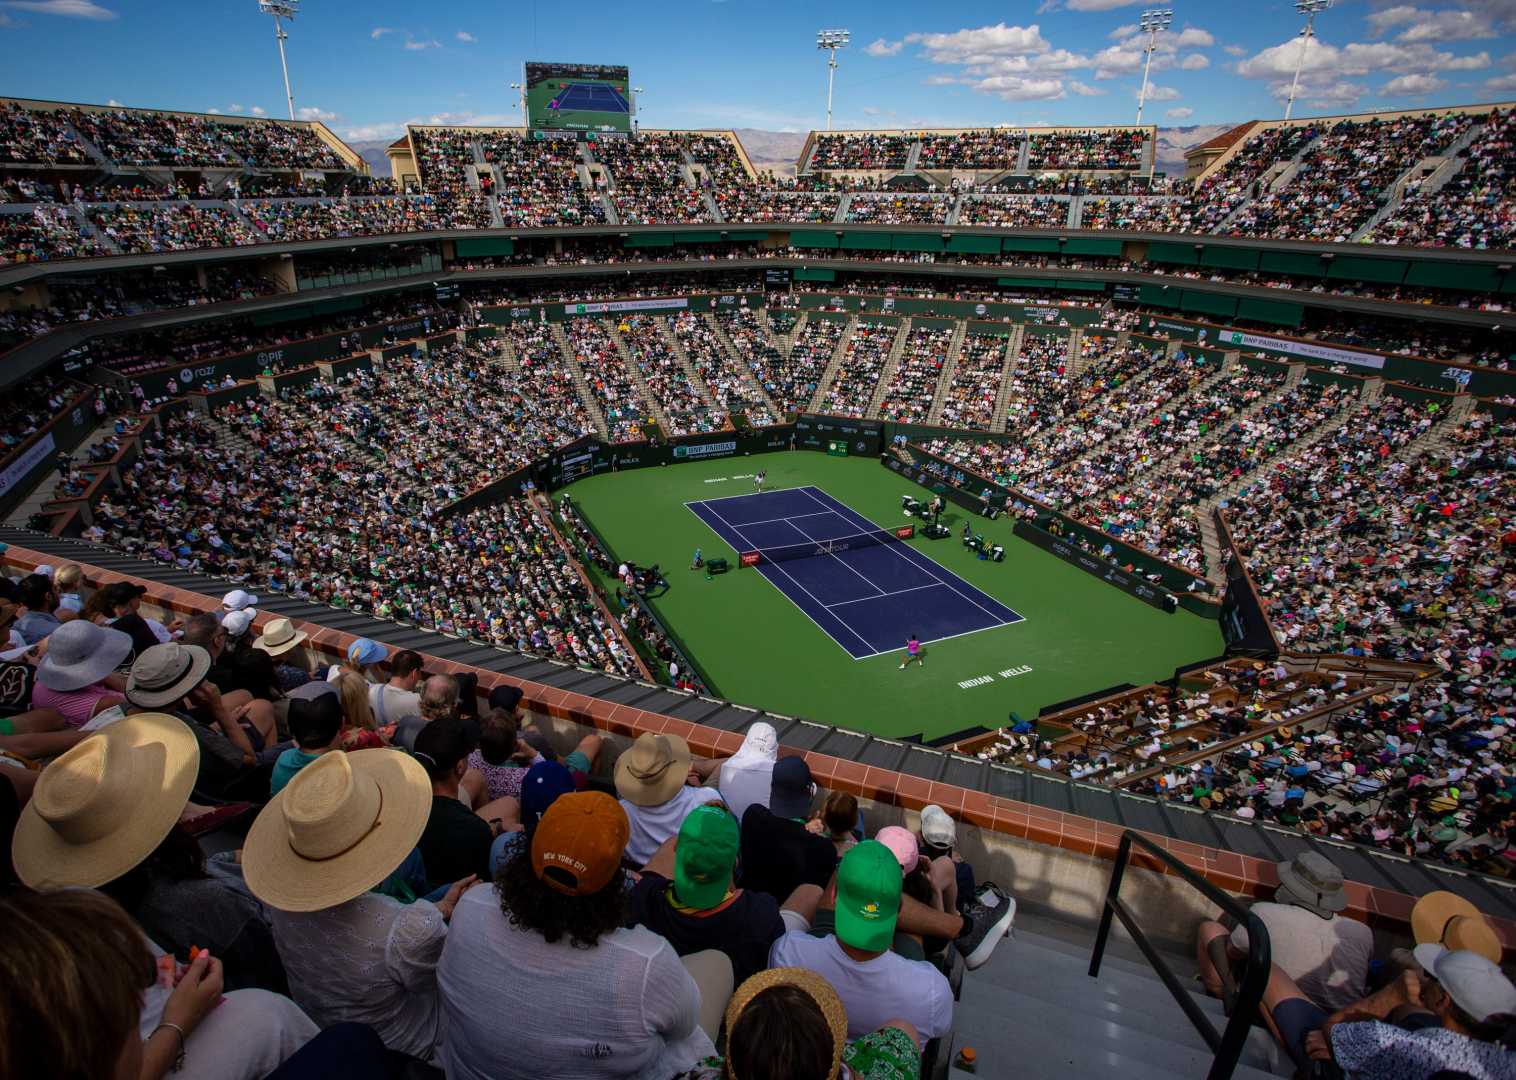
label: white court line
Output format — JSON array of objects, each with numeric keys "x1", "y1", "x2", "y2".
[
  {"x1": 780, "y1": 516, "x2": 886, "y2": 598},
  {"x1": 724, "y1": 509, "x2": 837, "y2": 529},
  {"x1": 683, "y1": 485, "x2": 809, "y2": 508},
  {"x1": 825, "y1": 582, "x2": 945, "y2": 608},
  {"x1": 798, "y1": 487, "x2": 1022, "y2": 628},
  {"x1": 696, "y1": 498, "x2": 876, "y2": 655}
]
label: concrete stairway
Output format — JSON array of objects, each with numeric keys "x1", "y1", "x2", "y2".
[
  {"x1": 702, "y1": 312, "x2": 784, "y2": 420},
  {"x1": 835, "y1": 194, "x2": 853, "y2": 224},
  {"x1": 778, "y1": 312, "x2": 805, "y2": 356},
  {"x1": 67, "y1": 204, "x2": 120, "y2": 254},
  {"x1": 866, "y1": 318, "x2": 912, "y2": 417},
  {"x1": 808, "y1": 315, "x2": 858, "y2": 413},
  {"x1": 1359, "y1": 376, "x2": 1384, "y2": 403},
  {"x1": 60, "y1": 119, "x2": 114, "y2": 168},
  {"x1": 902, "y1": 139, "x2": 924, "y2": 174},
  {"x1": 1066, "y1": 329, "x2": 1088, "y2": 376},
  {"x1": 606, "y1": 324, "x2": 676, "y2": 432},
  {"x1": 949, "y1": 909, "x2": 1287, "y2": 1080},
  {"x1": 927, "y1": 320, "x2": 968, "y2": 426},
  {"x1": 1351, "y1": 121, "x2": 1487, "y2": 241},
  {"x1": 1212, "y1": 132, "x2": 1324, "y2": 234},
  {"x1": 548, "y1": 322, "x2": 610, "y2": 439},
  {"x1": 945, "y1": 194, "x2": 963, "y2": 226},
  {"x1": 1394, "y1": 392, "x2": 1477, "y2": 463},
  {"x1": 4, "y1": 413, "x2": 123, "y2": 527},
  {"x1": 989, "y1": 326, "x2": 1025, "y2": 433},
  {"x1": 493, "y1": 331, "x2": 520, "y2": 373}
]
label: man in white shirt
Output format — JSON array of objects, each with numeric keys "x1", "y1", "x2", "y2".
[
  {"x1": 614, "y1": 731, "x2": 723, "y2": 867},
  {"x1": 770, "y1": 840, "x2": 954, "y2": 1041},
  {"x1": 369, "y1": 649, "x2": 424, "y2": 728}
]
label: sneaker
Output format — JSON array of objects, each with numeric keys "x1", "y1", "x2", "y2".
[
  {"x1": 899, "y1": 663, "x2": 906, "y2": 670},
  {"x1": 954, "y1": 883, "x2": 1016, "y2": 971}
]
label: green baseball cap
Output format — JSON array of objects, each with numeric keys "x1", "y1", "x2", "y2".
[
  {"x1": 835, "y1": 840, "x2": 902, "y2": 953},
  {"x1": 673, "y1": 804, "x2": 739, "y2": 910}
]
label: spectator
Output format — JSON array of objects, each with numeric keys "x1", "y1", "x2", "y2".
[
  {"x1": 738, "y1": 756, "x2": 840, "y2": 903},
  {"x1": 0, "y1": 888, "x2": 318, "y2": 1080},
  {"x1": 251, "y1": 617, "x2": 314, "y2": 692},
  {"x1": 437, "y1": 790, "x2": 717, "y2": 1078},
  {"x1": 13, "y1": 573, "x2": 60, "y2": 644},
  {"x1": 629, "y1": 803, "x2": 811, "y2": 985},
  {"x1": 414, "y1": 716, "x2": 496, "y2": 890},
  {"x1": 30, "y1": 618, "x2": 132, "y2": 727},
  {"x1": 1196, "y1": 851, "x2": 1372, "y2": 1015},
  {"x1": 717, "y1": 720, "x2": 778, "y2": 822},
  {"x1": 270, "y1": 691, "x2": 345, "y2": 794},
  {"x1": 809, "y1": 790, "x2": 861, "y2": 859},
  {"x1": 614, "y1": 731, "x2": 724, "y2": 866},
  {"x1": 770, "y1": 840, "x2": 954, "y2": 1041},
  {"x1": 672, "y1": 967, "x2": 923, "y2": 1080},
  {"x1": 246, "y1": 747, "x2": 473, "y2": 1065},
  {"x1": 371, "y1": 647, "x2": 423, "y2": 727}
]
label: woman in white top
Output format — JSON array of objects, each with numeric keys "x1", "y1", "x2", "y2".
[{"x1": 243, "y1": 748, "x2": 476, "y2": 1065}]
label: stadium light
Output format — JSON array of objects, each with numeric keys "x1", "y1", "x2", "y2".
[
  {"x1": 1134, "y1": 9, "x2": 1173, "y2": 126},
  {"x1": 632, "y1": 87, "x2": 644, "y2": 135},
  {"x1": 510, "y1": 82, "x2": 525, "y2": 124},
  {"x1": 257, "y1": 0, "x2": 299, "y2": 122},
  {"x1": 1284, "y1": 0, "x2": 1333, "y2": 121},
  {"x1": 816, "y1": 29, "x2": 850, "y2": 132}
]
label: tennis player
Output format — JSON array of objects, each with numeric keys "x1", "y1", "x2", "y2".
[
  {"x1": 899, "y1": 633, "x2": 923, "y2": 670},
  {"x1": 754, "y1": 470, "x2": 766, "y2": 492}
]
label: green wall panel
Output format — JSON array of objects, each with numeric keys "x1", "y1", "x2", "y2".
[
  {"x1": 723, "y1": 230, "x2": 770, "y2": 242},
  {"x1": 1002, "y1": 236, "x2": 1061, "y2": 253},
  {"x1": 1326, "y1": 256, "x2": 1407, "y2": 284},
  {"x1": 793, "y1": 267, "x2": 836, "y2": 281},
  {"x1": 1259, "y1": 251, "x2": 1325, "y2": 277},
  {"x1": 946, "y1": 234, "x2": 1003, "y2": 254},
  {"x1": 841, "y1": 231, "x2": 893, "y2": 250},
  {"x1": 1056, "y1": 279, "x2": 1106, "y2": 291},
  {"x1": 997, "y1": 276, "x2": 1052, "y2": 288},
  {"x1": 1180, "y1": 290, "x2": 1237, "y2": 317},
  {"x1": 1062, "y1": 238, "x2": 1124, "y2": 256},
  {"x1": 455, "y1": 237, "x2": 515, "y2": 257},
  {"x1": 674, "y1": 231, "x2": 722, "y2": 243},
  {"x1": 1200, "y1": 245, "x2": 1260, "y2": 271},
  {"x1": 1236, "y1": 296, "x2": 1305, "y2": 327},
  {"x1": 1147, "y1": 241, "x2": 1200, "y2": 266},
  {"x1": 1139, "y1": 283, "x2": 1180, "y2": 308},
  {"x1": 624, "y1": 232, "x2": 674, "y2": 248},
  {"x1": 891, "y1": 234, "x2": 947, "y2": 253},
  {"x1": 790, "y1": 230, "x2": 839, "y2": 249},
  {"x1": 1404, "y1": 262, "x2": 1502, "y2": 291}
]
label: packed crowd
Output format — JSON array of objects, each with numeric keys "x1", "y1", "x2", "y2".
[
  {"x1": 1025, "y1": 128, "x2": 1146, "y2": 171},
  {"x1": 915, "y1": 129, "x2": 1022, "y2": 170},
  {"x1": 768, "y1": 313, "x2": 843, "y2": 415},
  {"x1": 843, "y1": 194, "x2": 951, "y2": 225},
  {"x1": 479, "y1": 132, "x2": 607, "y2": 228},
  {"x1": 669, "y1": 310, "x2": 775, "y2": 427},
  {"x1": 816, "y1": 319, "x2": 899, "y2": 418},
  {"x1": 562, "y1": 316, "x2": 655, "y2": 441},
  {"x1": 593, "y1": 137, "x2": 713, "y2": 225},
  {"x1": 808, "y1": 132, "x2": 915, "y2": 171},
  {"x1": 618, "y1": 314, "x2": 722, "y2": 436},
  {"x1": 1371, "y1": 108, "x2": 1516, "y2": 250},
  {"x1": 713, "y1": 306, "x2": 792, "y2": 422},
  {"x1": 877, "y1": 324, "x2": 953, "y2": 424},
  {"x1": 89, "y1": 203, "x2": 262, "y2": 254},
  {"x1": 958, "y1": 195, "x2": 1069, "y2": 228},
  {"x1": 935, "y1": 329, "x2": 1010, "y2": 430}
]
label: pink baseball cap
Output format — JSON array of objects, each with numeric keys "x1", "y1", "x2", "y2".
[{"x1": 875, "y1": 826, "x2": 920, "y2": 873}]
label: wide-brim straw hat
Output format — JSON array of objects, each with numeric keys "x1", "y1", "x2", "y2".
[
  {"x1": 723, "y1": 967, "x2": 848, "y2": 1080},
  {"x1": 35, "y1": 620, "x2": 134, "y2": 692},
  {"x1": 13, "y1": 713, "x2": 199, "y2": 889},
  {"x1": 614, "y1": 731, "x2": 694, "y2": 807},
  {"x1": 243, "y1": 748, "x2": 432, "y2": 912},
  {"x1": 253, "y1": 616, "x2": 309, "y2": 657},
  {"x1": 1411, "y1": 890, "x2": 1503, "y2": 965}
]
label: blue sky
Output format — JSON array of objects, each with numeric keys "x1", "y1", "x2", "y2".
[{"x1": 2, "y1": 0, "x2": 1514, "y2": 138}]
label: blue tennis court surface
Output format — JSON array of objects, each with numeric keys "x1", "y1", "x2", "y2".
[
  {"x1": 686, "y1": 486, "x2": 1023, "y2": 660},
  {"x1": 548, "y1": 83, "x2": 630, "y2": 113}
]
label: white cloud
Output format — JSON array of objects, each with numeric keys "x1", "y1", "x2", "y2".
[
  {"x1": 1180, "y1": 53, "x2": 1210, "y2": 69},
  {"x1": 1238, "y1": 37, "x2": 1489, "y2": 80},
  {"x1": 207, "y1": 108, "x2": 221, "y2": 114},
  {"x1": 1367, "y1": 6, "x2": 1498, "y2": 43},
  {"x1": 1383, "y1": 72, "x2": 1448, "y2": 94},
  {"x1": 228, "y1": 103, "x2": 243, "y2": 113},
  {"x1": 1172, "y1": 28, "x2": 1215, "y2": 48},
  {"x1": 1166, "y1": 106, "x2": 1195, "y2": 119},
  {"x1": 296, "y1": 106, "x2": 339, "y2": 122},
  {"x1": 0, "y1": 0, "x2": 114, "y2": 18},
  {"x1": 923, "y1": 74, "x2": 960, "y2": 86},
  {"x1": 370, "y1": 26, "x2": 395, "y2": 39},
  {"x1": 970, "y1": 75, "x2": 1068, "y2": 100},
  {"x1": 1092, "y1": 43, "x2": 1142, "y2": 78},
  {"x1": 1485, "y1": 72, "x2": 1516, "y2": 91},
  {"x1": 106, "y1": 98, "x2": 121, "y2": 107},
  {"x1": 865, "y1": 37, "x2": 903, "y2": 57},
  {"x1": 861, "y1": 105, "x2": 885, "y2": 116},
  {"x1": 403, "y1": 35, "x2": 440, "y2": 50},
  {"x1": 1137, "y1": 84, "x2": 1181, "y2": 101},
  {"x1": 250, "y1": 106, "x2": 267, "y2": 117},
  {"x1": 1065, "y1": 0, "x2": 1141, "y2": 9},
  {"x1": 1108, "y1": 23, "x2": 1137, "y2": 39},
  {"x1": 1069, "y1": 80, "x2": 1106, "y2": 95},
  {"x1": 905, "y1": 23, "x2": 1051, "y2": 64},
  {"x1": 1222, "y1": 44, "x2": 1247, "y2": 57},
  {"x1": 0, "y1": 12, "x2": 13, "y2": 24},
  {"x1": 1265, "y1": 77, "x2": 1365, "y2": 108},
  {"x1": 455, "y1": 30, "x2": 475, "y2": 43}
]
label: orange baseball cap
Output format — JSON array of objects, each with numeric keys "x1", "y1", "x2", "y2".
[{"x1": 530, "y1": 791, "x2": 630, "y2": 897}]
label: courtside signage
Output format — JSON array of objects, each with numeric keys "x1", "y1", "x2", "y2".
[
  {"x1": 1218, "y1": 330, "x2": 1385, "y2": 370},
  {"x1": 564, "y1": 298, "x2": 690, "y2": 316},
  {"x1": 673, "y1": 441, "x2": 737, "y2": 460}
]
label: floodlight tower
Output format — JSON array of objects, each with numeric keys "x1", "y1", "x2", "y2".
[
  {"x1": 631, "y1": 87, "x2": 644, "y2": 134},
  {"x1": 1284, "y1": 0, "x2": 1333, "y2": 121},
  {"x1": 817, "y1": 29, "x2": 850, "y2": 132},
  {"x1": 1134, "y1": 9, "x2": 1173, "y2": 125},
  {"x1": 510, "y1": 82, "x2": 526, "y2": 124},
  {"x1": 258, "y1": 0, "x2": 299, "y2": 122}
]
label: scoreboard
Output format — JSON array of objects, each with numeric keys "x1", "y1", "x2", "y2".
[{"x1": 524, "y1": 62, "x2": 633, "y2": 134}]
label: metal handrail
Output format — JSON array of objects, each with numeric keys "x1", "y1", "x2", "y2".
[{"x1": 1089, "y1": 830, "x2": 1272, "y2": 1080}]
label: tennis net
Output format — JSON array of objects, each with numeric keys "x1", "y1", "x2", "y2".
[{"x1": 740, "y1": 524, "x2": 915, "y2": 567}]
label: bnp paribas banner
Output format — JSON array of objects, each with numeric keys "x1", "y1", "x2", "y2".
[{"x1": 1216, "y1": 329, "x2": 1385, "y2": 371}]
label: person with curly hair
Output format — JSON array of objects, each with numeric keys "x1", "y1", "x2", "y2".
[{"x1": 438, "y1": 790, "x2": 718, "y2": 1079}]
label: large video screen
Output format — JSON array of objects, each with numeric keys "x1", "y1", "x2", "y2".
[{"x1": 524, "y1": 62, "x2": 632, "y2": 134}]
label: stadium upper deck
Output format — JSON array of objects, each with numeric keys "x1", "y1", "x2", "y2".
[{"x1": 2, "y1": 97, "x2": 1515, "y2": 267}]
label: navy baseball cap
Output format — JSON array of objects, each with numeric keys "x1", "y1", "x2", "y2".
[
  {"x1": 769, "y1": 756, "x2": 814, "y2": 819},
  {"x1": 521, "y1": 760, "x2": 576, "y2": 828},
  {"x1": 489, "y1": 684, "x2": 525, "y2": 713}
]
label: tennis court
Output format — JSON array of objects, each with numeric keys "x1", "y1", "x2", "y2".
[
  {"x1": 686, "y1": 485, "x2": 1022, "y2": 659},
  {"x1": 548, "y1": 83, "x2": 630, "y2": 113}
]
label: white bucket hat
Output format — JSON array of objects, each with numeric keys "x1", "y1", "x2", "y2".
[{"x1": 35, "y1": 620, "x2": 134, "y2": 692}]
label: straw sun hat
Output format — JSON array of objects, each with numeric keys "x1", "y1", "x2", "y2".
[
  {"x1": 1411, "y1": 890, "x2": 1504, "y2": 965},
  {"x1": 253, "y1": 617, "x2": 309, "y2": 657},
  {"x1": 12, "y1": 713, "x2": 199, "y2": 889},
  {"x1": 243, "y1": 748, "x2": 432, "y2": 912},
  {"x1": 723, "y1": 967, "x2": 849, "y2": 1080},
  {"x1": 614, "y1": 732, "x2": 694, "y2": 807}
]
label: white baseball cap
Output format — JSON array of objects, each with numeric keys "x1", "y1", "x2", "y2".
[
  {"x1": 221, "y1": 589, "x2": 259, "y2": 612},
  {"x1": 33, "y1": 564, "x2": 54, "y2": 578},
  {"x1": 920, "y1": 804, "x2": 957, "y2": 848},
  {"x1": 222, "y1": 609, "x2": 256, "y2": 637},
  {"x1": 1413, "y1": 946, "x2": 1516, "y2": 1022}
]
